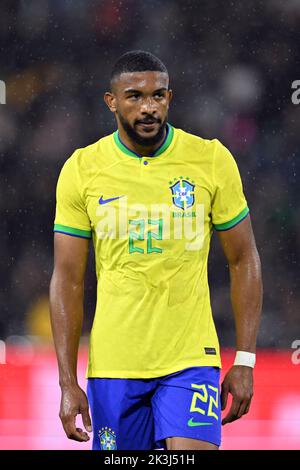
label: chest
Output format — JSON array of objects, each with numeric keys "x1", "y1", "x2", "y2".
[{"x1": 84, "y1": 157, "x2": 214, "y2": 258}]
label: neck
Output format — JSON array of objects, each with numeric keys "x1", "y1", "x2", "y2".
[{"x1": 117, "y1": 125, "x2": 167, "y2": 157}]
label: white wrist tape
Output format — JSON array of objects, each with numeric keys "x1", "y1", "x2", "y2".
[{"x1": 234, "y1": 351, "x2": 256, "y2": 368}]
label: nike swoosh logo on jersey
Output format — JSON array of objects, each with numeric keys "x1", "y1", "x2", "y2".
[
  {"x1": 99, "y1": 195, "x2": 124, "y2": 205},
  {"x1": 187, "y1": 418, "x2": 213, "y2": 427}
]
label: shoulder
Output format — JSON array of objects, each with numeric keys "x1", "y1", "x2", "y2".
[
  {"x1": 61, "y1": 133, "x2": 114, "y2": 173},
  {"x1": 174, "y1": 126, "x2": 226, "y2": 156}
]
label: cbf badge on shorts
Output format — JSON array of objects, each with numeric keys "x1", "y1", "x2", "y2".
[{"x1": 99, "y1": 427, "x2": 117, "y2": 450}]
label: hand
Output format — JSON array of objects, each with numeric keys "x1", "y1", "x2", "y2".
[
  {"x1": 221, "y1": 365, "x2": 253, "y2": 425},
  {"x1": 59, "y1": 384, "x2": 92, "y2": 442}
]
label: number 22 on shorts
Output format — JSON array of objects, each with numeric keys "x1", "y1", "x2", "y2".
[{"x1": 189, "y1": 383, "x2": 219, "y2": 420}]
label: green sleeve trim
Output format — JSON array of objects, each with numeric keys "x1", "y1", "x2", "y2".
[
  {"x1": 54, "y1": 224, "x2": 92, "y2": 239},
  {"x1": 213, "y1": 206, "x2": 250, "y2": 231}
]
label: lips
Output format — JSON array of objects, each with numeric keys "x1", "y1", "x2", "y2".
[
  {"x1": 137, "y1": 121, "x2": 157, "y2": 125},
  {"x1": 136, "y1": 121, "x2": 158, "y2": 130}
]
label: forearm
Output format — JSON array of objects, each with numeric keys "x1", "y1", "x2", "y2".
[
  {"x1": 229, "y1": 250, "x2": 263, "y2": 353},
  {"x1": 49, "y1": 271, "x2": 84, "y2": 387}
]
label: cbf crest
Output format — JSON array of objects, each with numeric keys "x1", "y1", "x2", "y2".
[
  {"x1": 169, "y1": 177, "x2": 195, "y2": 210},
  {"x1": 99, "y1": 427, "x2": 117, "y2": 450}
]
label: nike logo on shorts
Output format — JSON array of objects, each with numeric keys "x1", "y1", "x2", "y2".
[{"x1": 187, "y1": 418, "x2": 213, "y2": 427}]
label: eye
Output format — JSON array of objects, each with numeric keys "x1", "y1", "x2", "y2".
[
  {"x1": 128, "y1": 94, "x2": 140, "y2": 101},
  {"x1": 154, "y1": 92, "x2": 164, "y2": 99}
]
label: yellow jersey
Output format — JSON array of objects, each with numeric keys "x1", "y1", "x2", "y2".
[{"x1": 54, "y1": 124, "x2": 249, "y2": 378}]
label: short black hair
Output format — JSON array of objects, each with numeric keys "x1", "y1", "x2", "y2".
[{"x1": 111, "y1": 50, "x2": 168, "y2": 85}]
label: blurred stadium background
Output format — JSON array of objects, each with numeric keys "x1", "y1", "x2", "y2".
[{"x1": 0, "y1": 0, "x2": 299, "y2": 450}]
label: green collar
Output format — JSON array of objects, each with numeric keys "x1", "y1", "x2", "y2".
[{"x1": 113, "y1": 123, "x2": 174, "y2": 159}]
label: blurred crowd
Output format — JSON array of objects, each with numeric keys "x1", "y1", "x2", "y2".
[{"x1": 0, "y1": 0, "x2": 299, "y2": 348}]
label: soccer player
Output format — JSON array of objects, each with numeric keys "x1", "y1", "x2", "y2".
[{"x1": 50, "y1": 51, "x2": 262, "y2": 451}]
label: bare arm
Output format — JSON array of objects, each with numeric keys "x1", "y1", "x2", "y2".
[
  {"x1": 49, "y1": 233, "x2": 91, "y2": 442},
  {"x1": 217, "y1": 215, "x2": 263, "y2": 425}
]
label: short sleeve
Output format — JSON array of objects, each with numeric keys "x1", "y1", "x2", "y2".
[
  {"x1": 211, "y1": 141, "x2": 249, "y2": 231},
  {"x1": 54, "y1": 152, "x2": 92, "y2": 239}
]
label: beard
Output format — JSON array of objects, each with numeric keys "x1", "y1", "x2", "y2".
[{"x1": 117, "y1": 111, "x2": 168, "y2": 147}]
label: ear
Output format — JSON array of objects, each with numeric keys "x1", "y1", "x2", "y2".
[
  {"x1": 104, "y1": 91, "x2": 117, "y2": 113},
  {"x1": 168, "y1": 88, "x2": 173, "y2": 104}
]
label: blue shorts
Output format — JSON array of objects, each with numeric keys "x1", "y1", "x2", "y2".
[{"x1": 87, "y1": 366, "x2": 221, "y2": 450}]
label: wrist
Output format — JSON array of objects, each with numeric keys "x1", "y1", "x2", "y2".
[
  {"x1": 59, "y1": 377, "x2": 78, "y2": 389},
  {"x1": 234, "y1": 350, "x2": 256, "y2": 368}
]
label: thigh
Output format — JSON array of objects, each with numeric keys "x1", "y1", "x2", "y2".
[
  {"x1": 87, "y1": 377, "x2": 156, "y2": 450},
  {"x1": 165, "y1": 437, "x2": 218, "y2": 450},
  {"x1": 152, "y1": 367, "x2": 221, "y2": 449}
]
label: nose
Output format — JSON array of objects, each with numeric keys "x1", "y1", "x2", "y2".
[{"x1": 140, "y1": 96, "x2": 157, "y2": 115}]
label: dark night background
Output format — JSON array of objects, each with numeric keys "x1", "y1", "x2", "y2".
[{"x1": 0, "y1": 0, "x2": 299, "y2": 349}]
